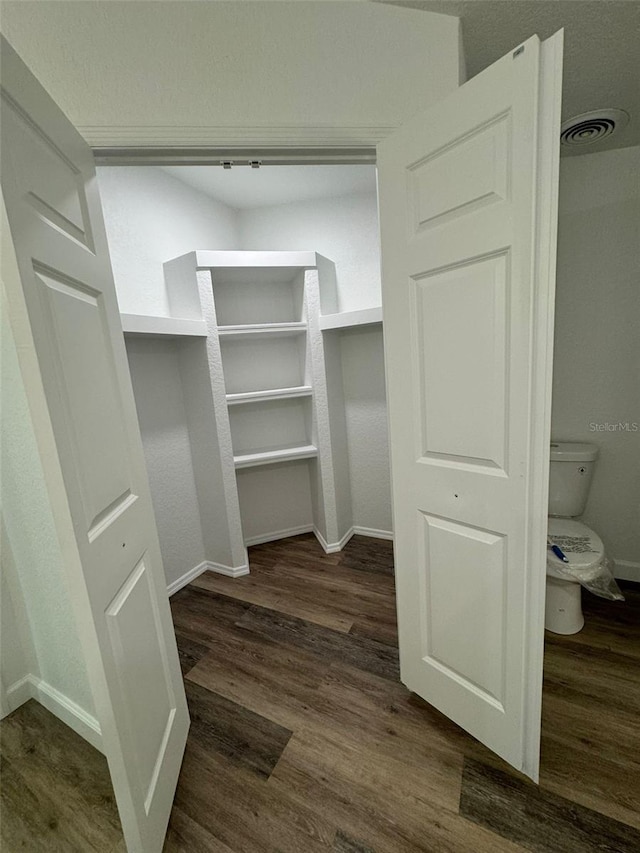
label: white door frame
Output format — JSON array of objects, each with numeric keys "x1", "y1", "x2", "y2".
[{"x1": 521, "y1": 32, "x2": 563, "y2": 770}]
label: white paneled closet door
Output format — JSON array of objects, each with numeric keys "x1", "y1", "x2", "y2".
[
  {"x1": 377, "y1": 32, "x2": 563, "y2": 780},
  {"x1": 1, "y1": 37, "x2": 189, "y2": 852}
]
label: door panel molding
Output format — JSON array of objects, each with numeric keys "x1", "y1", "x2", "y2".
[
  {"x1": 1, "y1": 36, "x2": 189, "y2": 851},
  {"x1": 378, "y1": 32, "x2": 563, "y2": 781}
]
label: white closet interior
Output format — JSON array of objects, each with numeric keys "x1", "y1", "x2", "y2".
[{"x1": 98, "y1": 164, "x2": 392, "y2": 590}]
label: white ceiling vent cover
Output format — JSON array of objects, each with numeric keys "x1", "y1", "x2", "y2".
[{"x1": 561, "y1": 109, "x2": 630, "y2": 146}]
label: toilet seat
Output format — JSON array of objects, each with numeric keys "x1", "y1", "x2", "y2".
[{"x1": 547, "y1": 518, "x2": 604, "y2": 580}]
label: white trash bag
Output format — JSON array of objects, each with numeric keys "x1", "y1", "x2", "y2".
[{"x1": 547, "y1": 534, "x2": 624, "y2": 601}]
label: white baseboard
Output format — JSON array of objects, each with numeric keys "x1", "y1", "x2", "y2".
[
  {"x1": 3, "y1": 674, "x2": 102, "y2": 752},
  {"x1": 313, "y1": 526, "x2": 355, "y2": 554},
  {"x1": 4, "y1": 674, "x2": 32, "y2": 716},
  {"x1": 244, "y1": 525, "x2": 314, "y2": 548},
  {"x1": 167, "y1": 559, "x2": 250, "y2": 595},
  {"x1": 33, "y1": 677, "x2": 103, "y2": 752},
  {"x1": 314, "y1": 526, "x2": 394, "y2": 553},
  {"x1": 207, "y1": 561, "x2": 250, "y2": 579},
  {"x1": 352, "y1": 526, "x2": 394, "y2": 541},
  {"x1": 167, "y1": 560, "x2": 210, "y2": 595},
  {"x1": 185, "y1": 526, "x2": 393, "y2": 568},
  {"x1": 614, "y1": 559, "x2": 640, "y2": 583}
]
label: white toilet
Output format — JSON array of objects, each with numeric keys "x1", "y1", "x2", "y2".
[{"x1": 546, "y1": 442, "x2": 605, "y2": 635}]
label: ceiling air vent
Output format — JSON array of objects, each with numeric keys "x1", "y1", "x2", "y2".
[{"x1": 561, "y1": 109, "x2": 629, "y2": 146}]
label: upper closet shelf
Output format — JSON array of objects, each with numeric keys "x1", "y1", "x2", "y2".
[
  {"x1": 226, "y1": 386, "x2": 313, "y2": 405},
  {"x1": 120, "y1": 313, "x2": 208, "y2": 338},
  {"x1": 218, "y1": 322, "x2": 307, "y2": 339},
  {"x1": 195, "y1": 250, "x2": 318, "y2": 270},
  {"x1": 319, "y1": 306, "x2": 383, "y2": 331}
]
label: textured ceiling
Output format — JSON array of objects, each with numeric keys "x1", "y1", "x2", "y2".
[{"x1": 379, "y1": 0, "x2": 640, "y2": 155}]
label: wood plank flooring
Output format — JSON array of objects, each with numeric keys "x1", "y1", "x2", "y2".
[
  {"x1": 0, "y1": 699, "x2": 122, "y2": 852},
  {"x1": 2, "y1": 533, "x2": 639, "y2": 852}
]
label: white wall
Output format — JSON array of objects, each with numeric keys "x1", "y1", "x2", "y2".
[
  {"x1": 1, "y1": 2, "x2": 460, "y2": 148},
  {"x1": 236, "y1": 464, "x2": 314, "y2": 545},
  {"x1": 100, "y1": 172, "x2": 394, "y2": 546},
  {"x1": 339, "y1": 327, "x2": 393, "y2": 535},
  {"x1": 239, "y1": 192, "x2": 381, "y2": 313},
  {"x1": 126, "y1": 338, "x2": 207, "y2": 588},
  {"x1": 97, "y1": 166, "x2": 240, "y2": 316},
  {"x1": 97, "y1": 168, "x2": 243, "y2": 586},
  {"x1": 552, "y1": 146, "x2": 640, "y2": 576},
  {"x1": 1, "y1": 533, "x2": 37, "y2": 703},
  {"x1": 241, "y1": 191, "x2": 393, "y2": 536},
  {"x1": 1, "y1": 312, "x2": 95, "y2": 720}
]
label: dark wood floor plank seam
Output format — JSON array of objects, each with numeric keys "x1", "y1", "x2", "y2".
[
  {"x1": 176, "y1": 579, "x2": 400, "y2": 680},
  {"x1": 175, "y1": 634, "x2": 211, "y2": 677},
  {"x1": 236, "y1": 602, "x2": 401, "y2": 682},
  {"x1": 459, "y1": 757, "x2": 640, "y2": 853},
  {"x1": 184, "y1": 680, "x2": 293, "y2": 781}
]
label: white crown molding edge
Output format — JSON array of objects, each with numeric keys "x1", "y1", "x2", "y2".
[
  {"x1": 4, "y1": 674, "x2": 102, "y2": 752},
  {"x1": 79, "y1": 124, "x2": 396, "y2": 148}
]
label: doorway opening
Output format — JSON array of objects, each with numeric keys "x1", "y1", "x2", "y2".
[{"x1": 96, "y1": 160, "x2": 391, "y2": 591}]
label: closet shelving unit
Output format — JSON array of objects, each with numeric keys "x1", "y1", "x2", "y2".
[
  {"x1": 318, "y1": 305, "x2": 383, "y2": 331},
  {"x1": 120, "y1": 313, "x2": 207, "y2": 338},
  {"x1": 207, "y1": 255, "x2": 317, "y2": 477},
  {"x1": 126, "y1": 250, "x2": 346, "y2": 574},
  {"x1": 121, "y1": 250, "x2": 382, "y2": 577},
  {"x1": 120, "y1": 250, "x2": 386, "y2": 579}
]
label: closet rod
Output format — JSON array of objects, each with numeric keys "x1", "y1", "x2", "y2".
[
  {"x1": 93, "y1": 147, "x2": 376, "y2": 168},
  {"x1": 93, "y1": 146, "x2": 377, "y2": 167}
]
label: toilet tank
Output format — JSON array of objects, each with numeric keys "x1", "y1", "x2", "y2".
[{"x1": 548, "y1": 442, "x2": 598, "y2": 517}]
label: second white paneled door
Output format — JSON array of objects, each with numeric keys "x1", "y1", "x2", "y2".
[
  {"x1": 1, "y1": 38, "x2": 189, "y2": 851},
  {"x1": 378, "y1": 33, "x2": 563, "y2": 780}
]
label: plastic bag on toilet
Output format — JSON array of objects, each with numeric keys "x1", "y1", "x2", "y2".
[{"x1": 547, "y1": 547, "x2": 624, "y2": 602}]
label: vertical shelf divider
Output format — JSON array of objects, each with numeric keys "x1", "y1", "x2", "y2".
[
  {"x1": 164, "y1": 253, "x2": 249, "y2": 575},
  {"x1": 303, "y1": 265, "x2": 344, "y2": 551}
]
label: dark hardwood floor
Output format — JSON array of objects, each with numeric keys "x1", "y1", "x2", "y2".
[{"x1": 2, "y1": 533, "x2": 639, "y2": 852}]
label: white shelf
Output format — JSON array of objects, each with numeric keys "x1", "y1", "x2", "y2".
[
  {"x1": 226, "y1": 386, "x2": 313, "y2": 406},
  {"x1": 196, "y1": 250, "x2": 318, "y2": 271},
  {"x1": 234, "y1": 444, "x2": 318, "y2": 469},
  {"x1": 218, "y1": 322, "x2": 307, "y2": 339},
  {"x1": 121, "y1": 313, "x2": 208, "y2": 338},
  {"x1": 319, "y1": 306, "x2": 383, "y2": 331}
]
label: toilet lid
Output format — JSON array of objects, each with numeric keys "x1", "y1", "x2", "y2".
[{"x1": 547, "y1": 518, "x2": 605, "y2": 571}]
